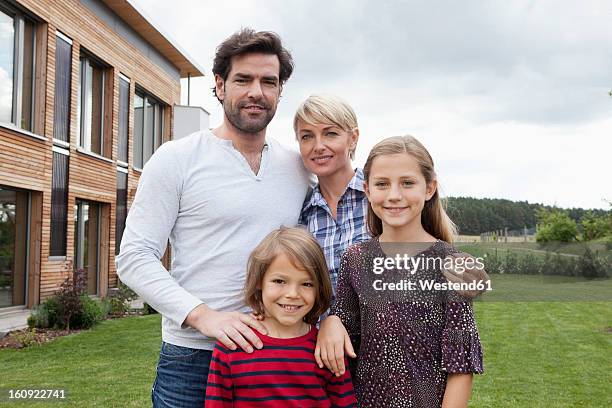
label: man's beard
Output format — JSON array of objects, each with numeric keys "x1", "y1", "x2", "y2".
[{"x1": 224, "y1": 100, "x2": 276, "y2": 134}]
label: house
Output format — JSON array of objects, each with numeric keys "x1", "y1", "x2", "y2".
[{"x1": 0, "y1": 0, "x2": 204, "y2": 314}]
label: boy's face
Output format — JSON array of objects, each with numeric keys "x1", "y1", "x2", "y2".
[{"x1": 259, "y1": 253, "x2": 315, "y2": 333}]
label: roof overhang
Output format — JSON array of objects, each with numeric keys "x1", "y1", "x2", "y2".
[{"x1": 100, "y1": 0, "x2": 205, "y2": 78}]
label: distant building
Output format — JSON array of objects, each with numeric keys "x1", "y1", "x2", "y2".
[
  {"x1": 173, "y1": 105, "x2": 210, "y2": 139},
  {"x1": 0, "y1": 0, "x2": 205, "y2": 311}
]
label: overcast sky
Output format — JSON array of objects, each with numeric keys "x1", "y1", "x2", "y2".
[{"x1": 136, "y1": 0, "x2": 611, "y2": 210}]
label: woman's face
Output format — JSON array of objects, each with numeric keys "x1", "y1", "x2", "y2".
[{"x1": 296, "y1": 119, "x2": 358, "y2": 178}]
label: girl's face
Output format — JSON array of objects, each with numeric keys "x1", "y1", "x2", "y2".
[
  {"x1": 260, "y1": 252, "x2": 316, "y2": 333},
  {"x1": 364, "y1": 153, "x2": 436, "y2": 234},
  {"x1": 296, "y1": 119, "x2": 358, "y2": 177}
]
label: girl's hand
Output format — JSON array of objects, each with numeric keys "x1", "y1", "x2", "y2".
[{"x1": 314, "y1": 315, "x2": 356, "y2": 376}]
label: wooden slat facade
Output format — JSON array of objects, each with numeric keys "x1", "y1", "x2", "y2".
[{"x1": 0, "y1": 0, "x2": 188, "y2": 307}]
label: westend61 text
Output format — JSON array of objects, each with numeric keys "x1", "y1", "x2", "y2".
[
  {"x1": 372, "y1": 279, "x2": 492, "y2": 292},
  {"x1": 372, "y1": 255, "x2": 486, "y2": 275}
]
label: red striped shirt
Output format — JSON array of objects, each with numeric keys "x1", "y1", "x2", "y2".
[{"x1": 205, "y1": 326, "x2": 356, "y2": 407}]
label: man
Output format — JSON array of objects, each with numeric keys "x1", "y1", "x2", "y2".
[{"x1": 116, "y1": 28, "x2": 310, "y2": 407}]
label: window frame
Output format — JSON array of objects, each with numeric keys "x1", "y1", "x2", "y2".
[
  {"x1": 49, "y1": 146, "x2": 70, "y2": 257},
  {"x1": 133, "y1": 88, "x2": 165, "y2": 170},
  {"x1": 77, "y1": 50, "x2": 112, "y2": 158},
  {"x1": 0, "y1": 3, "x2": 36, "y2": 132}
]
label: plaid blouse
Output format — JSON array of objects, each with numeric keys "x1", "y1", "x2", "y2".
[{"x1": 299, "y1": 168, "x2": 370, "y2": 292}]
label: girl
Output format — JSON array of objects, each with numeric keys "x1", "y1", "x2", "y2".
[
  {"x1": 205, "y1": 227, "x2": 357, "y2": 407},
  {"x1": 318, "y1": 136, "x2": 484, "y2": 407}
]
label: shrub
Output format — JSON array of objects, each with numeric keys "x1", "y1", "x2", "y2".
[
  {"x1": 28, "y1": 297, "x2": 62, "y2": 329},
  {"x1": 11, "y1": 329, "x2": 39, "y2": 348},
  {"x1": 578, "y1": 248, "x2": 610, "y2": 279},
  {"x1": 536, "y1": 209, "x2": 578, "y2": 243},
  {"x1": 117, "y1": 279, "x2": 138, "y2": 302},
  {"x1": 107, "y1": 296, "x2": 129, "y2": 316},
  {"x1": 516, "y1": 252, "x2": 541, "y2": 275},
  {"x1": 143, "y1": 303, "x2": 159, "y2": 315},
  {"x1": 69, "y1": 295, "x2": 106, "y2": 329},
  {"x1": 56, "y1": 269, "x2": 88, "y2": 330}
]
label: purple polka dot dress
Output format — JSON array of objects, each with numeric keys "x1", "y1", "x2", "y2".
[{"x1": 331, "y1": 238, "x2": 484, "y2": 408}]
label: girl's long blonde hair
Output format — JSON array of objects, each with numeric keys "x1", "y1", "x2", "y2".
[{"x1": 363, "y1": 135, "x2": 457, "y2": 242}]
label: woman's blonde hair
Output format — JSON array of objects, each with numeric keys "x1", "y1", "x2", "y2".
[
  {"x1": 293, "y1": 94, "x2": 358, "y2": 159},
  {"x1": 244, "y1": 227, "x2": 332, "y2": 325},
  {"x1": 363, "y1": 135, "x2": 457, "y2": 242}
]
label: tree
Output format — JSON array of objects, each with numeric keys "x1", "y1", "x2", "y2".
[
  {"x1": 580, "y1": 211, "x2": 611, "y2": 241},
  {"x1": 536, "y1": 209, "x2": 578, "y2": 242}
]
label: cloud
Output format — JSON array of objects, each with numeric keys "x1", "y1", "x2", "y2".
[{"x1": 135, "y1": 0, "x2": 612, "y2": 209}]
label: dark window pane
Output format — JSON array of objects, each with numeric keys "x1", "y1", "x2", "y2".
[
  {"x1": 19, "y1": 18, "x2": 34, "y2": 131},
  {"x1": 0, "y1": 11, "x2": 15, "y2": 124},
  {"x1": 50, "y1": 152, "x2": 69, "y2": 256},
  {"x1": 53, "y1": 36, "x2": 72, "y2": 142},
  {"x1": 0, "y1": 187, "x2": 28, "y2": 307},
  {"x1": 115, "y1": 172, "x2": 127, "y2": 255},
  {"x1": 90, "y1": 63, "x2": 103, "y2": 154},
  {"x1": 117, "y1": 78, "x2": 129, "y2": 162},
  {"x1": 134, "y1": 93, "x2": 143, "y2": 168}
]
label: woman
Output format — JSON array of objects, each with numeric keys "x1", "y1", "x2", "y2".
[{"x1": 296, "y1": 94, "x2": 370, "y2": 293}]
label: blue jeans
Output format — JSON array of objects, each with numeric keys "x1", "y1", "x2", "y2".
[{"x1": 152, "y1": 342, "x2": 213, "y2": 408}]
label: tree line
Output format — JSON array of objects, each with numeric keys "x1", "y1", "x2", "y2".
[{"x1": 444, "y1": 196, "x2": 609, "y2": 236}]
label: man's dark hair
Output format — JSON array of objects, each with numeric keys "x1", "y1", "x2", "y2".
[{"x1": 212, "y1": 28, "x2": 294, "y2": 102}]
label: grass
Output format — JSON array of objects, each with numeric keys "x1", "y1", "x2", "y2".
[
  {"x1": 0, "y1": 276, "x2": 610, "y2": 407},
  {"x1": 480, "y1": 274, "x2": 612, "y2": 301},
  {"x1": 0, "y1": 315, "x2": 161, "y2": 407},
  {"x1": 457, "y1": 241, "x2": 612, "y2": 260},
  {"x1": 471, "y1": 301, "x2": 611, "y2": 407}
]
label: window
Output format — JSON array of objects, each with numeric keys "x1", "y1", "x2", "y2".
[
  {"x1": 50, "y1": 148, "x2": 69, "y2": 256},
  {"x1": 115, "y1": 170, "x2": 127, "y2": 255},
  {"x1": 0, "y1": 186, "x2": 29, "y2": 307},
  {"x1": 0, "y1": 5, "x2": 35, "y2": 131},
  {"x1": 53, "y1": 33, "x2": 71, "y2": 143},
  {"x1": 74, "y1": 200, "x2": 100, "y2": 295},
  {"x1": 134, "y1": 89, "x2": 164, "y2": 168},
  {"x1": 77, "y1": 53, "x2": 110, "y2": 156},
  {"x1": 117, "y1": 76, "x2": 130, "y2": 163}
]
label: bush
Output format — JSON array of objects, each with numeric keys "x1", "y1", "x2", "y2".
[
  {"x1": 28, "y1": 297, "x2": 62, "y2": 329},
  {"x1": 11, "y1": 329, "x2": 39, "y2": 348},
  {"x1": 142, "y1": 303, "x2": 158, "y2": 315},
  {"x1": 578, "y1": 248, "x2": 610, "y2": 279},
  {"x1": 56, "y1": 269, "x2": 88, "y2": 330},
  {"x1": 117, "y1": 279, "x2": 138, "y2": 302},
  {"x1": 28, "y1": 270, "x2": 107, "y2": 330},
  {"x1": 69, "y1": 295, "x2": 106, "y2": 329},
  {"x1": 536, "y1": 209, "x2": 578, "y2": 243},
  {"x1": 106, "y1": 296, "x2": 129, "y2": 316}
]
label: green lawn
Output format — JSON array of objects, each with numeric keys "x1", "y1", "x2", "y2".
[
  {"x1": 0, "y1": 316, "x2": 160, "y2": 407},
  {"x1": 0, "y1": 277, "x2": 610, "y2": 407}
]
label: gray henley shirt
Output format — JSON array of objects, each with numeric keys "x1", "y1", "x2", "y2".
[{"x1": 116, "y1": 129, "x2": 310, "y2": 350}]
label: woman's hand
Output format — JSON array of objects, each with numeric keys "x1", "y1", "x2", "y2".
[{"x1": 314, "y1": 315, "x2": 356, "y2": 376}]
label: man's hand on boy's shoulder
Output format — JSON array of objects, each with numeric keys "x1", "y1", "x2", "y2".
[{"x1": 184, "y1": 304, "x2": 268, "y2": 353}]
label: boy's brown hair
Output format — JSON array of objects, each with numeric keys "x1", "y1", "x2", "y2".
[{"x1": 244, "y1": 227, "x2": 332, "y2": 325}]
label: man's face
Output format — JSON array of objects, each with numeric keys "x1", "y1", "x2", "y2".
[{"x1": 215, "y1": 53, "x2": 282, "y2": 134}]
